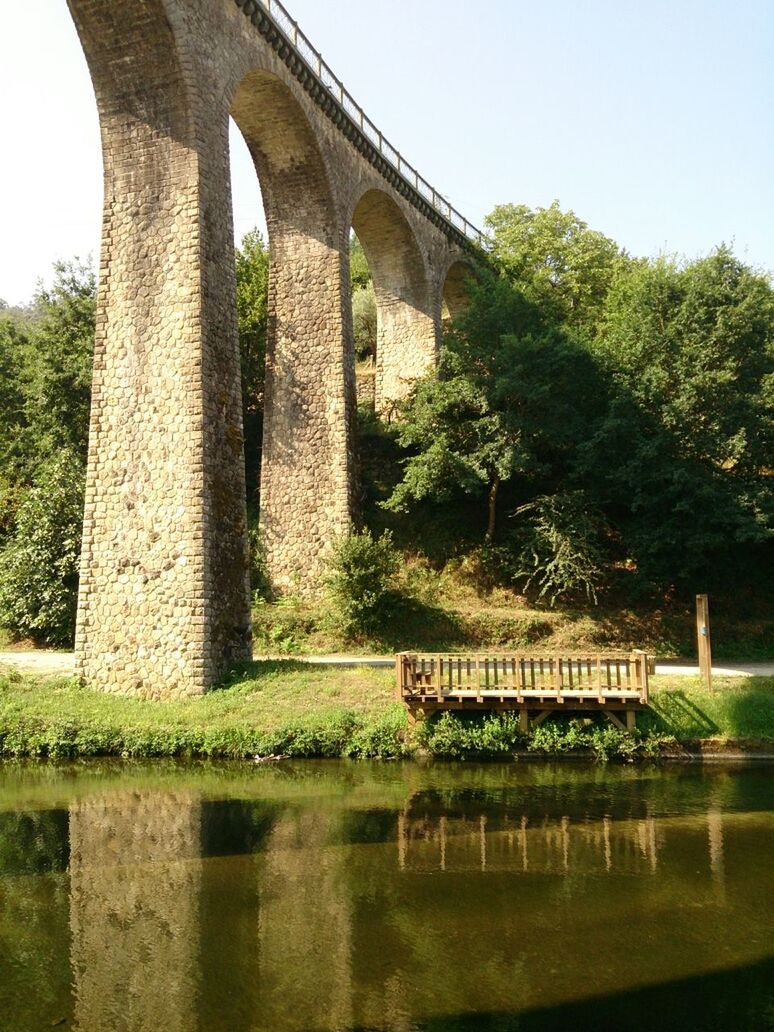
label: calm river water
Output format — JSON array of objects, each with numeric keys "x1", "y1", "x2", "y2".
[{"x1": 0, "y1": 760, "x2": 772, "y2": 1031}]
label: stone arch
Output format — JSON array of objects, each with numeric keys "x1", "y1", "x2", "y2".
[
  {"x1": 350, "y1": 189, "x2": 436, "y2": 415},
  {"x1": 231, "y1": 69, "x2": 340, "y2": 245},
  {"x1": 441, "y1": 259, "x2": 475, "y2": 325},
  {"x1": 231, "y1": 69, "x2": 356, "y2": 591}
]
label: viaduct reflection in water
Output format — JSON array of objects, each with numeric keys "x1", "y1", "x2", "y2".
[
  {"x1": 69, "y1": 792, "x2": 202, "y2": 1032},
  {"x1": 1, "y1": 765, "x2": 771, "y2": 1031}
]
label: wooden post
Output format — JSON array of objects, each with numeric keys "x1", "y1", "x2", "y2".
[
  {"x1": 696, "y1": 594, "x2": 713, "y2": 691},
  {"x1": 633, "y1": 649, "x2": 649, "y2": 704}
]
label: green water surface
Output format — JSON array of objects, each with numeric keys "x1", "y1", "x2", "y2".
[{"x1": 0, "y1": 760, "x2": 772, "y2": 1031}]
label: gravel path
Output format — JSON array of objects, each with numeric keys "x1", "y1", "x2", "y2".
[{"x1": 1, "y1": 651, "x2": 772, "y2": 679}]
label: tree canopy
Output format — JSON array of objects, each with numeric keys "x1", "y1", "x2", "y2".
[
  {"x1": 486, "y1": 200, "x2": 626, "y2": 330},
  {"x1": 383, "y1": 205, "x2": 773, "y2": 601}
]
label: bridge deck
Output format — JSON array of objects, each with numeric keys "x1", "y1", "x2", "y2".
[{"x1": 396, "y1": 651, "x2": 650, "y2": 730}]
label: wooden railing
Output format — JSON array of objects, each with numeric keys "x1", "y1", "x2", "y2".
[{"x1": 396, "y1": 652, "x2": 649, "y2": 728}]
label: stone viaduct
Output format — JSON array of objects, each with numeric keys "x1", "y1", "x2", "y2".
[{"x1": 66, "y1": 0, "x2": 483, "y2": 696}]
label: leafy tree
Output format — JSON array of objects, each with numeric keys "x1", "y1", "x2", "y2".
[
  {"x1": 0, "y1": 261, "x2": 93, "y2": 641},
  {"x1": 597, "y1": 246, "x2": 773, "y2": 475},
  {"x1": 587, "y1": 246, "x2": 774, "y2": 585},
  {"x1": 235, "y1": 229, "x2": 269, "y2": 492},
  {"x1": 0, "y1": 450, "x2": 85, "y2": 645},
  {"x1": 487, "y1": 201, "x2": 626, "y2": 330},
  {"x1": 350, "y1": 235, "x2": 376, "y2": 361},
  {"x1": 0, "y1": 261, "x2": 95, "y2": 485},
  {"x1": 350, "y1": 235, "x2": 371, "y2": 291},
  {"x1": 384, "y1": 273, "x2": 601, "y2": 543},
  {"x1": 23, "y1": 260, "x2": 95, "y2": 465},
  {"x1": 0, "y1": 317, "x2": 28, "y2": 484},
  {"x1": 352, "y1": 281, "x2": 377, "y2": 360}
]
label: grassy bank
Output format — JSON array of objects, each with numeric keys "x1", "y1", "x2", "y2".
[
  {"x1": 252, "y1": 563, "x2": 774, "y2": 661},
  {"x1": 1, "y1": 663, "x2": 773, "y2": 762}
]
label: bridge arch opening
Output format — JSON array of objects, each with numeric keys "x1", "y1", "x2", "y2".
[
  {"x1": 350, "y1": 189, "x2": 436, "y2": 418},
  {"x1": 441, "y1": 260, "x2": 474, "y2": 326},
  {"x1": 230, "y1": 67, "x2": 356, "y2": 592}
]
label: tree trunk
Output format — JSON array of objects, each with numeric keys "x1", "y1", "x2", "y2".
[{"x1": 485, "y1": 474, "x2": 500, "y2": 544}]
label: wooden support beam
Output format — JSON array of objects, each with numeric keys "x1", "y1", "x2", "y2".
[
  {"x1": 405, "y1": 706, "x2": 423, "y2": 729},
  {"x1": 519, "y1": 709, "x2": 529, "y2": 734},
  {"x1": 696, "y1": 594, "x2": 713, "y2": 692},
  {"x1": 395, "y1": 653, "x2": 404, "y2": 701}
]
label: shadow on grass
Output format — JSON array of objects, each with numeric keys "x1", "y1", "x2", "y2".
[
  {"x1": 364, "y1": 594, "x2": 468, "y2": 652},
  {"x1": 213, "y1": 659, "x2": 312, "y2": 692},
  {"x1": 645, "y1": 690, "x2": 721, "y2": 737},
  {"x1": 644, "y1": 678, "x2": 774, "y2": 739}
]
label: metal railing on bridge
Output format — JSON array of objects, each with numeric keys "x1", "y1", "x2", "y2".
[{"x1": 236, "y1": 0, "x2": 488, "y2": 249}]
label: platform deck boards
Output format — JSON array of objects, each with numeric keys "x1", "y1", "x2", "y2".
[{"x1": 396, "y1": 651, "x2": 650, "y2": 730}]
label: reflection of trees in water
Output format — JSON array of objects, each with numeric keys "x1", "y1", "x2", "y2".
[
  {"x1": 0, "y1": 809, "x2": 72, "y2": 1029},
  {"x1": 0, "y1": 808, "x2": 70, "y2": 875}
]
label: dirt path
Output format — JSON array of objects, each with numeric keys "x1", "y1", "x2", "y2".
[
  {"x1": 0, "y1": 651, "x2": 76, "y2": 676},
  {"x1": 1, "y1": 651, "x2": 772, "y2": 679}
]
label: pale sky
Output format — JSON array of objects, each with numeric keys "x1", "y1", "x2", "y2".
[{"x1": 1, "y1": 0, "x2": 772, "y2": 306}]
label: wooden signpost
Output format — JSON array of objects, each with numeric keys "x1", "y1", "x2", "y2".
[{"x1": 696, "y1": 594, "x2": 713, "y2": 691}]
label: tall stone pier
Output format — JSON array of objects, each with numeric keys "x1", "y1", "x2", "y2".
[{"x1": 67, "y1": 0, "x2": 477, "y2": 695}]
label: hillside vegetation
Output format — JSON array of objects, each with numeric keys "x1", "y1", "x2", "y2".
[{"x1": 0, "y1": 202, "x2": 771, "y2": 655}]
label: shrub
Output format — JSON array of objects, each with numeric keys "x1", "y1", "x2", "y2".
[
  {"x1": 326, "y1": 529, "x2": 400, "y2": 637},
  {"x1": 416, "y1": 711, "x2": 526, "y2": 757},
  {"x1": 514, "y1": 492, "x2": 605, "y2": 605},
  {"x1": 347, "y1": 705, "x2": 409, "y2": 758},
  {"x1": 0, "y1": 451, "x2": 84, "y2": 645},
  {"x1": 528, "y1": 717, "x2": 650, "y2": 761}
]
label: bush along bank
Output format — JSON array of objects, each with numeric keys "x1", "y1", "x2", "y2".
[{"x1": 2, "y1": 669, "x2": 773, "y2": 762}]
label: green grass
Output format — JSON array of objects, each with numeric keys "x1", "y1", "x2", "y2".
[
  {"x1": 251, "y1": 560, "x2": 774, "y2": 661},
  {"x1": 0, "y1": 662, "x2": 402, "y2": 760},
  {"x1": 1, "y1": 665, "x2": 772, "y2": 762},
  {"x1": 642, "y1": 676, "x2": 774, "y2": 740}
]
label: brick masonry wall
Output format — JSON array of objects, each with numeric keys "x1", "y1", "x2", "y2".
[{"x1": 68, "y1": 0, "x2": 472, "y2": 694}]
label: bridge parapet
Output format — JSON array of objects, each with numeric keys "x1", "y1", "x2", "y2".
[{"x1": 234, "y1": 0, "x2": 488, "y2": 251}]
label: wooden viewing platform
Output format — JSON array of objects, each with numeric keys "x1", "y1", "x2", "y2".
[{"x1": 396, "y1": 651, "x2": 650, "y2": 731}]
